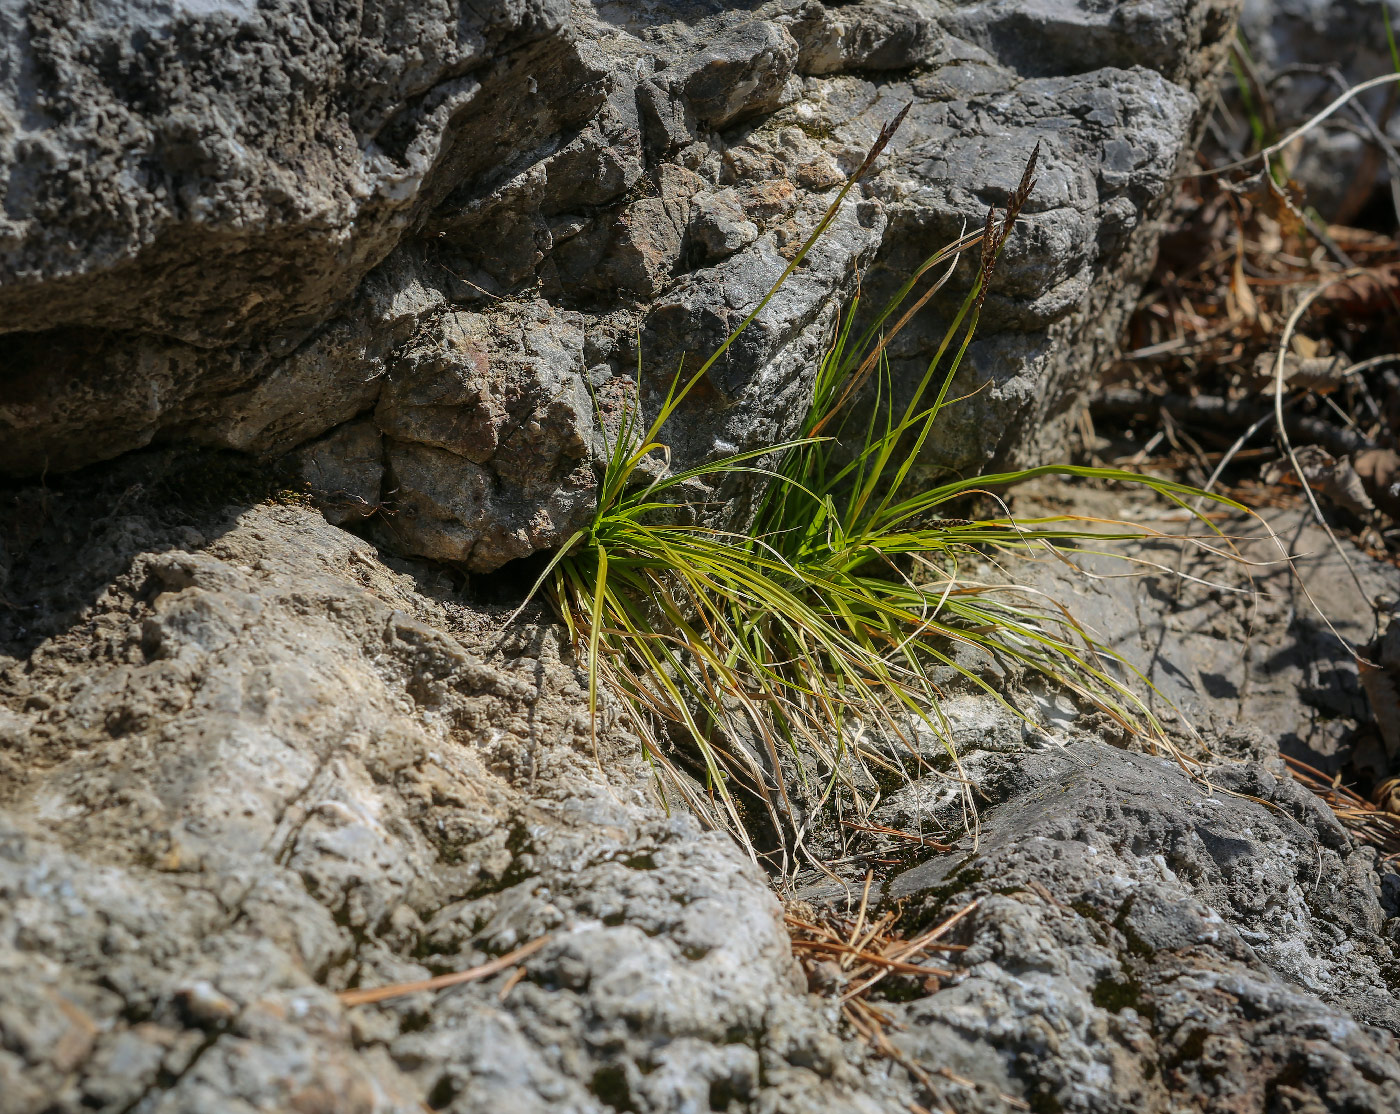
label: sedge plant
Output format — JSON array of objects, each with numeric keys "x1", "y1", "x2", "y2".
[{"x1": 510, "y1": 116, "x2": 1242, "y2": 860}]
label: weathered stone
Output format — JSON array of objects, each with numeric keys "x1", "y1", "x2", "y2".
[
  {"x1": 368, "y1": 305, "x2": 598, "y2": 570},
  {"x1": 668, "y1": 20, "x2": 801, "y2": 129},
  {"x1": 687, "y1": 189, "x2": 761, "y2": 262},
  {"x1": 2, "y1": 0, "x2": 1244, "y2": 573},
  {"x1": 22, "y1": 8, "x2": 1400, "y2": 1102},
  {"x1": 785, "y1": 0, "x2": 941, "y2": 74},
  {"x1": 3, "y1": 465, "x2": 1399, "y2": 1111},
  {"x1": 384, "y1": 439, "x2": 497, "y2": 563},
  {"x1": 376, "y1": 324, "x2": 504, "y2": 466},
  {"x1": 1008, "y1": 489, "x2": 1393, "y2": 771},
  {"x1": 0, "y1": 0, "x2": 580, "y2": 343},
  {"x1": 879, "y1": 741, "x2": 1400, "y2": 1112},
  {"x1": 940, "y1": 0, "x2": 1238, "y2": 83},
  {"x1": 0, "y1": 479, "x2": 911, "y2": 1113}
]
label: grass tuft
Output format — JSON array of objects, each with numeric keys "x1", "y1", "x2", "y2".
[{"x1": 509, "y1": 121, "x2": 1242, "y2": 861}]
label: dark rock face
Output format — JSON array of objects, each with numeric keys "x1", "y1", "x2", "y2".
[
  {"x1": 2, "y1": 0, "x2": 1235, "y2": 571},
  {"x1": 0, "y1": 0, "x2": 578, "y2": 341}
]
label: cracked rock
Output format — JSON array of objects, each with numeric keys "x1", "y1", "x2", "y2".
[
  {"x1": 5, "y1": 0, "x2": 1240, "y2": 571},
  {"x1": 2, "y1": 467, "x2": 1399, "y2": 1110}
]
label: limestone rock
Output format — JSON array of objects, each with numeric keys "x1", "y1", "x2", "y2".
[
  {"x1": 3, "y1": 0, "x2": 1242, "y2": 571},
  {"x1": 786, "y1": 1, "x2": 941, "y2": 75},
  {"x1": 0, "y1": 477, "x2": 903, "y2": 1114},
  {"x1": 880, "y1": 743, "x2": 1400, "y2": 1112},
  {"x1": 669, "y1": 20, "x2": 801, "y2": 129},
  {"x1": 1, "y1": 452, "x2": 1398, "y2": 1112}
]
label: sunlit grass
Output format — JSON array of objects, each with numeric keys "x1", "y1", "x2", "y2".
[{"x1": 512, "y1": 124, "x2": 1242, "y2": 859}]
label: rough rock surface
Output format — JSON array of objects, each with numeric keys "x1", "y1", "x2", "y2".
[
  {"x1": 7, "y1": 1, "x2": 1400, "y2": 1112},
  {"x1": 2, "y1": 0, "x2": 1237, "y2": 571},
  {"x1": 0, "y1": 467, "x2": 901, "y2": 1114},
  {"x1": 878, "y1": 739, "x2": 1400, "y2": 1113},
  {"x1": 2, "y1": 455, "x2": 1399, "y2": 1113},
  {"x1": 1009, "y1": 486, "x2": 1397, "y2": 768}
]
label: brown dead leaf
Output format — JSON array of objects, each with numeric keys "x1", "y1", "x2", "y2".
[
  {"x1": 1373, "y1": 777, "x2": 1400, "y2": 816},
  {"x1": 1353, "y1": 449, "x2": 1400, "y2": 520},
  {"x1": 1261, "y1": 445, "x2": 1375, "y2": 515},
  {"x1": 1231, "y1": 248, "x2": 1259, "y2": 323}
]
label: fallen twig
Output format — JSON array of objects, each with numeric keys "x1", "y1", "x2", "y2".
[
  {"x1": 1283, "y1": 754, "x2": 1400, "y2": 858},
  {"x1": 338, "y1": 935, "x2": 552, "y2": 1007},
  {"x1": 841, "y1": 900, "x2": 980, "y2": 1002},
  {"x1": 1193, "y1": 73, "x2": 1400, "y2": 181},
  {"x1": 841, "y1": 820, "x2": 955, "y2": 851}
]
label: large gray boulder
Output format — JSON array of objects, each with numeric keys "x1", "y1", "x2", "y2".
[
  {"x1": 0, "y1": 482, "x2": 898, "y2": 1114},
  {"x1": 2, "y1": 0, "x2": 1235, "y2": 571}
]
